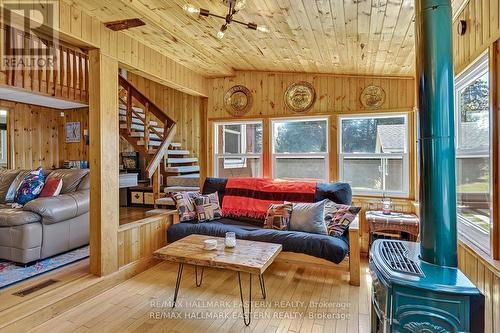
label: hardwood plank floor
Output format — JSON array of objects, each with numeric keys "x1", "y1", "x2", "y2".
[{"x1": 27, "y1": 260, "x2": 371, "y2": 333}]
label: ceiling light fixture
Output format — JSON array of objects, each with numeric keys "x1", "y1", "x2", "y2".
[{"x1": 183, "y1": 0, "x2": 269, "y2": 39}]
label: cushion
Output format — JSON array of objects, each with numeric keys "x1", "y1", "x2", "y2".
[
  {"x1": 315, "y1": 182, "x2": 352, "y2": 205},
  {"x1": 167, "y1": 218, "x2": 350, "y2": 264},
  {"x1": 5, "y1": 170, "x2": 30, "y2": 203},
  {"x1": 202, "y1": 177, "x2": 228, "y2": 204},
  {"x1": 0, "y1": 169, "x2": 22, "y2": 203},
  {"x1": 45, "y1": 169, "x2": 89, "y2": 194},
  {"x1": 264, "y1": 202, "x2": 293, "y2": 230},
  {"x1": 289, "y1": 200, "x2": 327, "y2": 235},
  {"x1": 193, "y1": 192, "x2": 222, "y2": 222},
  {"x1": 0, "y1": 208, "x2": 41, "y2": 226},
  {"x1": 172, "y1": 191, "x2": 201, "y2": 222},
  {"x1": 324, "y1": 200, "x2": 361, "y2": 237},
  {"x1": 14, "y1": 167, "x2": 45, "y2": 206},
  {"x1": 39, "y1": 178, "x2": 63, "y2": 197}
]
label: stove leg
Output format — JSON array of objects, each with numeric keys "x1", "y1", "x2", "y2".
[
  {"x1": 237, "y1": 271, "x2": 252, "y2": 326},
  {"x1": 172, "y1": 262, "x2": 184, "y2": 308},
  {"x1": 195, "y1": 266, "x2": 204, "y2": 287}
]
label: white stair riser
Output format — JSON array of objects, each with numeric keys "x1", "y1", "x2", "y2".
[
  {"x1": 119, "y1": 105, "x2": 144, "y2": 114},
  {"x1": 120, "y1": 123, "x2": 164, "y2": 133},
  {"x1": 130, "y1": 132, "x2": 161, "y2": 140},
  {"x1": 137, "y1": 140, "x2": 161, "y2": 147}
]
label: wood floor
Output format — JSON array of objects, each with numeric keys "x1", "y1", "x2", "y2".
[{"x1": 26, "y1": 260, "x2": 371, "y2": 333}]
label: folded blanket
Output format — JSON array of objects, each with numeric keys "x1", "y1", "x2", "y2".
[{"x1": 222, "y1": 178, "x2": 316, "y2": 220}]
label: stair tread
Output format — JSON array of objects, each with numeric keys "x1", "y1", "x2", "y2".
[
  {"x1": 164, "y1": 186, "x2": 200, "y2": 193},
  {"x1": 130, "y1": 132, "x2": 161, "y2": 140},
  {"x1": 167, "y1": 157, "x2": 198, "y2": 164},
  {"x1": 119, "y1": 115, "x2": 158, "y2": 127},
  {"x1": 165, "y1": 165, "x2": 200, "y2": 173},
  {"x1": 119, "y1": 104, "x2": 144, "y2": 113},
  {"x1": 170, "y1": 143, "x2": 181, "y2": 148},
  {"x1": 154, "y1": 198, "x2": 175, "y2": 205},
  {"x1": 137, "y1": 140, "x2": 162, "y2": 147},
  {"x1": 120, "y1": 124, "x2": 164, "y2": 133},
  {"x1": 167, "y1": 150, "x2": 190, "y2": 156}
]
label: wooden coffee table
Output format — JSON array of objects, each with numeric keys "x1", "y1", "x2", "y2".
[{"x1": 153, "y1": 234, "x2": 282, "y2": 326}]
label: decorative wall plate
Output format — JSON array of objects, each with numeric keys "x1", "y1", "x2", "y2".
[
  {"x1": 284, "y1": 81, "x2": 316, "y2": 113},
  {"x1": 360, "y1": 85, "x2": 386, "y2": 109},
  {"x1": 224, "y1": 85, "x2": 253, "y2": 116}
]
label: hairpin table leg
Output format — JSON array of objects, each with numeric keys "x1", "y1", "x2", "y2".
[
  {"x1": 259, "y1": 274, "x2": 266, "y2": 299},
  {"x1": 238, "y1": 271, "x2": 252, "y2": 326},
  {"x1": 195, "y1": 266, "x2": 204, "y2": 287},
  {"x1": 172, "y1": 262, "x2": 184, "y2": 308}
]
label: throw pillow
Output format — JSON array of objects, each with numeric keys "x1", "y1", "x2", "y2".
[
  {"x1": 39, "y1": 177, "x2": 63, "y2": 197},
  {"x1": 13, "y1": 167, "x2": 45, "y2": 206},
  {"x1": 194, "y1": 192, "x2": 222, "y2": 222},
  {"x1": 172, "y1": 191, "x2": 201, "y2": 222},
  {"x1": 5, "y1": 170, "x2": 30, "y2": 203},
  {"x1": 289, "y1": 200, "x2": 328, "y2": 235},
  {"x1": 263, "y1": 202, "x2": 293, "y2": 230},
  {"x1": 323, "y1": 200, "x2": 361, "y2": 237}
]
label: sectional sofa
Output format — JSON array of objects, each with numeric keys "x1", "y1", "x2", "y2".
[{"x1": 0, "y1": 169, "x2": 90, "y2": 264}]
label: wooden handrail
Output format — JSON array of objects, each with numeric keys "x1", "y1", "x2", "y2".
[
  {"x1": 118, "y1": 75, "x2": 175, "y2": 129},
  {"x1": 146, "y1": 124, "x2": 177, "y2": 178},
  {"x1": 119, "y1": 75, "x2": 177, "y2": 187}
]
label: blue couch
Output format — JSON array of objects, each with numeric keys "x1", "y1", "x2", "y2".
[{"x1": 167, "y1": 178, "x2": 361, "y2": 286}]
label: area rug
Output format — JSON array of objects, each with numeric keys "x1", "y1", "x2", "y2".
[{"x1": 0, "y1": 246, "x2": 89, "y2": 289}]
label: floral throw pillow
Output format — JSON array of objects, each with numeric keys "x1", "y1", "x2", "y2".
[
  {"x1": 323, "y1": 200, "x2": 361, "y2": 237},
  {"x1": 172, "y1": 191, "x2": 201, "y2": 222},
  {"x1": 14, "y1": 167, "x2": 45, "y2": 206},
  {"x1": 264, "y1": 202, "x2": 293, "y2": 230},
  {"x1": 194, "y1": 192, "x2": 222, "y2": 222}
]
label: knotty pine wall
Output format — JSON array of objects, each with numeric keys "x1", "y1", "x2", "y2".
[
  {"x1": 127, "y1": 73, "x2": 203, "y2": 157},
  {"x1": 453, "y1": 0, "x2": 500, "y2": 74},
  {"x1": 205, "y1": 71, "x2": 417, "y2": 253},
  {"x1": 0, "y1": 100, "x2": 88, "y2": 170},
  {"x1": 452, "y1": 2, "x2": 500, "y2": 331}
]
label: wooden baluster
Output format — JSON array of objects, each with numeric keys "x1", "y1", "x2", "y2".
[
  {"x1": 66, "y1": 48, "x2": 71, "y2": 99},
  {"x1": 52, "y1": 46, "x2": 58, "y2": 97},
  {"x1": 78, "y1": 55, "x2": 83, "y2": 101},
  {"x1": 152, "y1": 168, "x2": 161, "y2": 208},
  {"x1": 59, "y1": 46, "x2": 65, "y2": 98},
  {"x1": 144, "y1": 101, "x2": 150, "y2": 151},
  {"x1": 126, "y1": 85, "x2": 132, "y2": 134}
]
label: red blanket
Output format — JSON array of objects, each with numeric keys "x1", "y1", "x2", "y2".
[{"x1": 222, "y1": 178, "x2": 316, "y2": 220}]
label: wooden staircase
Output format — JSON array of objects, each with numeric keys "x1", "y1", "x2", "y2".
[{"x1": 118, "y1": 76, "x2": 200, "y2": 206}]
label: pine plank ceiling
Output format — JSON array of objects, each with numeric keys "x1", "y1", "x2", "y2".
[{"x1": 67, "y1": 0, "x2": 467, "y2": 78}]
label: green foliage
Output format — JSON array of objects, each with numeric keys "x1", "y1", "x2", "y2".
[
  {"x1": 274, "y1": 120, "x2": 327, "y2": 153},
  {"x1": 460, "y1": 77, "x2": 489, "y2": 122}
]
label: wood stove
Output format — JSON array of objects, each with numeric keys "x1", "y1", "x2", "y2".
[
  {"x1": 369, "y1": 240, "x2": 484, "y2": 332},
  {"x1": 369, "y1": 0, "x2": 485, "y2": 332}
]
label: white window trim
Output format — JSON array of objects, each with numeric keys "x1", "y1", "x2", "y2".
[
  {"x1": 213, "y1": 120, "x2": 263, "y2": 177},
  {"x1": 338, "y1": 113, "x2": 410, "y2": 197},
  {"x1": 270, "y1": 117, "x2": 329, "y2": 182},
  {"x1": 454, "y1": 51, "x2": 491, "y2": 252}
]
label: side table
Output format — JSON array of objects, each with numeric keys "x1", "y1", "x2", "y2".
[{"x1": 367, "y1": 210, "x2": 419, "y2": 247}]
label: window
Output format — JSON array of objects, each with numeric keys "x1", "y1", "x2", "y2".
[
  {"x1": 454, "y1": 53, "x2": 491, "y2": 252},
  {"x1": 271, "y1": 118, "x2": 328, "y2": 181},
  {"x1": 214, "y1": 121, "x2": 262, "y2": 178},
  {"x1": 339, "y1": 114, "x2": 409, "y2": 196}
]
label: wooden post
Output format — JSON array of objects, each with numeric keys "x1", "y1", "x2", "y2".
[
  {"x1": 152, "y1": 168, "x2": 161, "y2": 208},
  {"x1": 89, "y1": 49, "x2": 119, "y2": 276},
  {"x1": 126, "y1": 85, "x2": 132, "y2": 134}
]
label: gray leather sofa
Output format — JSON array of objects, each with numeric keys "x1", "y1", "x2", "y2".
[{"x1": 0, "y1": 169, "x2": 89, "y2": 264}]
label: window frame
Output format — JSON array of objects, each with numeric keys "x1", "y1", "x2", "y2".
[
  {"x1": 454, "y1": 52, "x2": 492, "y2": 254},
  {"x1": 270, "y1": 116, "x2": 329, "y2": 182},
  {"x1": 338, "y1": 113, "x2": 410, "y2": 197},
  {"x1": 213, "y1": 120, "x2": 263, "y2": 178}
]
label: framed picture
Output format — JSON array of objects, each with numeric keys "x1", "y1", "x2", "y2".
[{"x1": 65, "y1": 122, "x2": 81, "y2": 143}]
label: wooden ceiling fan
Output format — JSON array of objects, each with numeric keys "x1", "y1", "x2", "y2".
[{"x1": 183, "y1": 0, "x2": 269, "y2": 39}]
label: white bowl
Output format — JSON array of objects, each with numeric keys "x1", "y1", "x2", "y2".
[{"x1": 203, "y1": 239, "x2": 218, "y2": 250}]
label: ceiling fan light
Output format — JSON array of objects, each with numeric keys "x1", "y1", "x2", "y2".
[
  {"x1": 183, "y1": 4, "x2": 200, "y2": 14},
  {"x1": 256, "y1": 25, "x2": 270, "y2": 33}
]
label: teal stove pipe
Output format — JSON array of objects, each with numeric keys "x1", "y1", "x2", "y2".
[{"x1": 415, "y1": 0, "x2": 458, "y2": 267}]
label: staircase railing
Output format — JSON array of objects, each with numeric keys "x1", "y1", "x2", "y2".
[{"x1": 118, "y1": 75, "x2": 176, "y2": 199}]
